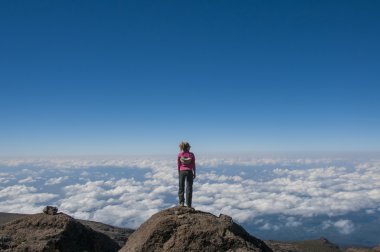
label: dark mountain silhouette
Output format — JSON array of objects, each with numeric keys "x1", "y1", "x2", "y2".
[
  {"x1": 266, "y1": 237, "x2": 341, "y2": 252},
  {"x1": 120, "y1": 206, "x2": 272, "y2": 252}
]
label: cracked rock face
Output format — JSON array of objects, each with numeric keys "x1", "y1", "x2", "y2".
[{"x1": 120, "y1": 207, "x2": 272, "y2": 252}]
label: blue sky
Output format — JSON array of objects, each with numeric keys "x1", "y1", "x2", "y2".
[{"x1": 1, "y1": 0, "x2": 380, "y2": 155}]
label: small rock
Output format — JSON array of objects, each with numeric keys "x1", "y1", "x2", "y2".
[{"x1": 43, "y1": 206, "x2": 58, "y2": 215}]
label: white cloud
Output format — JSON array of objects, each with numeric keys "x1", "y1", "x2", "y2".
[
  {"x1": 18, "y1": 176, "x2": 36, "y2": 184},
  {"x1": 92, "y1": 205, "x2": 159, "y2": 229},
  {"x1": 260, "y1": 222, "x2": 280, "y2": 231},
  {"x1": 334, "y1": 219, "x2": 355, "y2": 234},
  {"x1": 0, "y1": 185, "x2": 58, "y2": 213},
  {"x1": 322, "y1": 220, "x2": 332, "y2": 230},
  {"x1": 56, "y1": 177, "x2": 171, "y2": 228},
  {"x1": 285, "y1": 217, "x2": 302, "y2": 227},
  {"x1": 366, "y1": 209, "x2": 376, "y2": 214},
  {"x1": 80, "y1": 171, "x2": 90, "y2": 176},
  {"x1": 0, "y1": 172, "x2": 13, "y2": 184},
  {"x1": 0, "y1": 156, "x2": 175, "y2": 170},
  {"x1": 45, "y1": 176, "x2": 69, "y2": 185}
]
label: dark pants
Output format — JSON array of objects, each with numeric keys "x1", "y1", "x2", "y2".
[{"x1": 178, "y1": 170, "x2": 193, "y2": 207}]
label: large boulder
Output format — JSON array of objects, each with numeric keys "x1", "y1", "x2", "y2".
[
  {"x1": 0, "y1": 213, "x2": 120, "y2": 252},
  {"x1": 120, "y1": 206, "x2": 272, "y2": 252}
]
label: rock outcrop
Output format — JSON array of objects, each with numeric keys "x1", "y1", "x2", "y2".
[
  {"x1": 0, "y1": 213, "x2": 120, "y2": 252},
  {"x1": 120, "y1": 206, "x2": 272, "y2": 252},
  {"x1": 266, "y1": 237, "x2": 342, "y2": 252},
  {"x1": 43, "y1": 206, "x2": 58, "y2": 215}
]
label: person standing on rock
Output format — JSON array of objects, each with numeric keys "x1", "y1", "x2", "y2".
[{"x1": 177, "y1": 141, "x2": 196, "y2": 208}]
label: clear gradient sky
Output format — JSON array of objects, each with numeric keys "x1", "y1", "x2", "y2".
[{"x1": 1, "y1": 1, "x2": 379, "y2": 155}]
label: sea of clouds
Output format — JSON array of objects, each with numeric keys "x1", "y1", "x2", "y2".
[{"x1": 0, "y1": 153, "x2": 379, "y2": 246}]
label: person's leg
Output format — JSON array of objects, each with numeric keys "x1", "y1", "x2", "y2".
[
  {"x1": 178, "y1": 171, "x2": 186, "y2": 206},
  {"x1": 185, "y1": 170, "x2": 194, "y2": 207}
]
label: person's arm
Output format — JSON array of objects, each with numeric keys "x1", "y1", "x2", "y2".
[
  {"x1": 193, "y1": 154, "x2": 196, "y2": 178},
  {"x1": 177, "y1": 154, "x2": 181, "y2": 172}
]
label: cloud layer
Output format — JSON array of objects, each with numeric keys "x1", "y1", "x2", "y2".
[{"x1": 1, "y1": 155, "x2": 379, "y2": 235}]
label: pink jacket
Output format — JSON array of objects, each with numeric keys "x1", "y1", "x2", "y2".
[{"x1": 177, "y1": 151, "x2": 196, "y2": 172}]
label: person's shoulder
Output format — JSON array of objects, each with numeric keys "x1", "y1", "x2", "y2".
[{"x1": 190, "y1": 152, "x2": 195, "y2": 156}]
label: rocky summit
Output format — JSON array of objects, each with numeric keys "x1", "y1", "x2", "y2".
[
  {"x1": 120, "y1": 206, "x2": 272, "y2": 252},
  {"x1": 0, "y1": 212, "x2": 119, "y2": 252}
]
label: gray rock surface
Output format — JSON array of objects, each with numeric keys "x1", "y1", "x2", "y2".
[
  {"x1": 0, "y1": 211, "x2": 134, "y2": 248},
  {"x1": 0, "y1": 212, "x2": 120, "y2": 252},
  {"x1": 120, "y1": 206, "x2": 272, "y2": 252}
]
